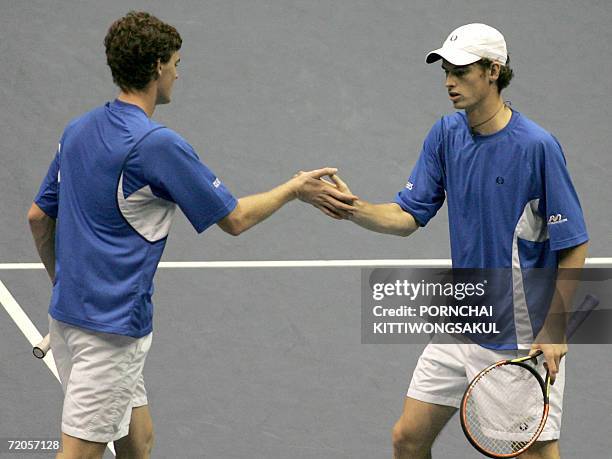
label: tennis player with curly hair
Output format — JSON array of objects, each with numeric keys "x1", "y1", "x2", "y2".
[{"x1": 28, "y1": 11, "x2": 355, "y2": 459}]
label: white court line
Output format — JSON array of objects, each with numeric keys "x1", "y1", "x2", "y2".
[
  {"x1": 0, "y1": 279, "x2": 59, "y2": 380},
  {"x1": 159, "y1": 259, "x2": 453, "y2": 268},
  {"x1": 0, "y1": 257, "x2": 610, "y2": 269},
  {"x1": 0, "y1": 280, "x2": 116, "y2": 456}
]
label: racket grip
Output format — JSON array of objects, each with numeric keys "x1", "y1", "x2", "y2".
[{"x1": 33, "y1": 333, "x2": 51, "y2": 359}]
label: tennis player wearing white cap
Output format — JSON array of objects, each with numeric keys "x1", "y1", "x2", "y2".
[{"x1": 326, "y1": 23, "x2": 588, "y2": 458}]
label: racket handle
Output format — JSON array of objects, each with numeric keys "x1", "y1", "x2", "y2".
[{"x1": 33, "y1": 333, "x2": 51, "y2": 359}]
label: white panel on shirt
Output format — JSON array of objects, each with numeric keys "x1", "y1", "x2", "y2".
[
  {"x1": 512, "y1": 198, "x2": 549, "y2": 349},
  {"x1": 117, "y1": 173, "x2": 176, "y2": 242}
]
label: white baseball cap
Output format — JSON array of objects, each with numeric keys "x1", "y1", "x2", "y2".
[{"x1": 426, "y1": 23, "x2": 507, "y2": 66}]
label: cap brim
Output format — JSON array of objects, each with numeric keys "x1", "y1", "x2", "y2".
[{"x1": 426, "y1": 47, "x2": 481, "y2": 65}]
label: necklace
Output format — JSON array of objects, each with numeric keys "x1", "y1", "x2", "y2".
[{"x1": 469, "y1": 103, "x2": 506, "y2": 132}]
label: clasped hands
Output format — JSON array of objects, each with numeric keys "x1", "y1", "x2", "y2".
[{"x1": 289, "y1": 167, "x2": 357, "y2": 220}]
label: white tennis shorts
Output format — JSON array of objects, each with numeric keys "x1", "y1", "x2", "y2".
[
  {"x1": 49, "y1": 315, "x2": 152, "y2": 443},
  {"x1": 407, "y1": 334, "x2": 565, "y2": 441}
]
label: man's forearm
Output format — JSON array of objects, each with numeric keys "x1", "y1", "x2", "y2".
[
  {"x1": 541, "y1": 242, "x2": 589, "y2": 341},
  {"x1": 28, "y1": 205, "x2": 56, "y2": 282},
  {"x1": 218, "y1": 167, "x2": 357, "y2": 236},
  {"x1": 231, "y1": 181, "x2": 296, "y2": 235},
  {"x1": 348, "y1": 201, "x2": 419, "y2": 237}
]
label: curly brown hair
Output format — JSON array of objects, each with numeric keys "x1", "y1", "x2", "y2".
[
  {"x1": 477, "y1": 56, "x2": 514, "y2": 93},
  {"x1": 104, "y1": 11, "x2": 182, "y2": 91}
]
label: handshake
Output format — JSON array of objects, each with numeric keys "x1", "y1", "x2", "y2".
[{"x1": 289, "y1": 167, "x2": 357, "y2": 220}]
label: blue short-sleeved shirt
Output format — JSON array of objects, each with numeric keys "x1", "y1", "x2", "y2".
[
  {"x1": 35, "y1": 100, "x2": 237, "y2": 337},
  {"x1": 395, "y1": 110, "x2": 589, "y2": 349}
]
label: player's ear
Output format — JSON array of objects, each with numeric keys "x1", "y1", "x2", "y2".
[
  {"x1": 156, "y1": 58, "x2": 163, "y2": 77},
  {"x1": 489, "y1": 62, "x2": 501, "y2": 83}
]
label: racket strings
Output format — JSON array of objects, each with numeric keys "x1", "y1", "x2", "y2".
[{"x1": 464, "y1": 364, "x2": 545, "y2": 455}]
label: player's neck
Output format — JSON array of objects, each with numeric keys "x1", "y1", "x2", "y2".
[
  {"x1": 117, "y1": 88, "x2": 157, "y2": 118},
  {"x1": 466, "y1": 95, "x2": 511, "y2": 135}
]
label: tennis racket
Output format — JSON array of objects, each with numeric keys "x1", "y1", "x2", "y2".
[{"x1": 460, "y1": 293, "x2": 599, "y2": 458}]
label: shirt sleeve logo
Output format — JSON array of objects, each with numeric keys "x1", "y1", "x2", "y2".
[
  {"x1": 212, "y1": 178, "x2": 221, "y2": 188},
  {"x1": 548, "y1": 213, "x2": 568, "y2": 225},
  {"x1": 405, "y1": 181, "x2": 414, "y2": 190}
]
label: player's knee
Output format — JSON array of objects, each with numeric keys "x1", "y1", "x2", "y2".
[
  {"x1": 148, "y1": 429, "x2": 155, "y2": 451},
  {"x1": 115, "y1": 430, "x2": 154, "y2": 459},
  {"x1": 56, "y1": 433, "x2": 106, "y2": 459},
  {"x1": 134, "y1": 429, "x2": 154, "y2": 458},
  {"x1": 139, "y1": 428, "x2": 154, "y2": 455},
  {"x1": 392, "y1": 419, "x2": 430, "y2": 455}
]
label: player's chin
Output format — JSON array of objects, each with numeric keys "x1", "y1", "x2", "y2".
[
  {"x1": 155, "y1": 93, "x2": 172, "y2": 105},
  {"x1": 450, "y1": 99, "x2": 467, "y2": 109}
]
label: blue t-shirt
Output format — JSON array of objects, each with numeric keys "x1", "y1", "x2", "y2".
[
  {"x1": 35, "y1": 99, "x2": 237, "y2": 337},
  {"x1": 395, "y1": 110, "x2": 589, "y2": 349}
]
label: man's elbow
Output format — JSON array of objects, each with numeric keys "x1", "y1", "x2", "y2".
[
  {"x1": 225, "y1": 221, "x2": 245, "y2": 236},
  {"x1": 218, "y1": 212, "x2": 246, "y2": 236},
  {"x1": 396, "y1": 211, "x2": 419, "y2": 237},
  {"x1": 396, "y1": 227, "x2": 416, "y2": 237},
  {"x1": 28, "y1": 203, "x2": 49, "y2": 225}
]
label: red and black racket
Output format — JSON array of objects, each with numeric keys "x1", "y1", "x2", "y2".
[{"x1": 460, "y1": 294, "x2": 599, "y2": 458}]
